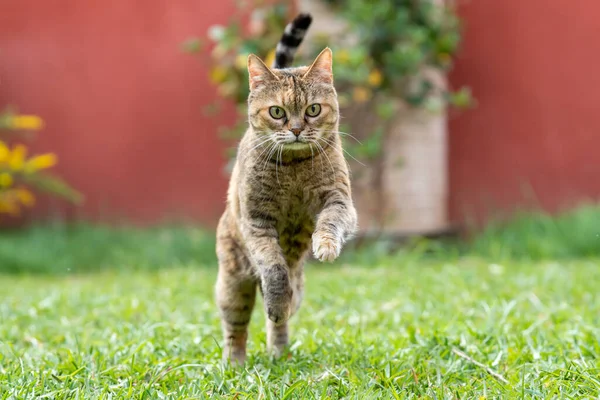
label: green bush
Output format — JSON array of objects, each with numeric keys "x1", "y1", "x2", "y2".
[{"x1": 185, "y1": 0, "x2": 472, "y2": 162}]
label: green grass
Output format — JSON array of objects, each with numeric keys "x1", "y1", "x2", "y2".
[
  {"x1": 0, "y1": 222, "x2": 216, "y2": 274},
  {"x1": 2, "y1": 259, "x2": 600, "y2": 398},
  {"x1": 464, "y1": 203, "x2": 600, "y2": 260},
  {"x1": 339, "y1": 203, "x2": 600, "y2": 266},
  {"x1": 1, "y1": 205, "x2": 599, "y2": 397}
]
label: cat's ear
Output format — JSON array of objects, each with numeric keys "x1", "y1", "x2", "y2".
[
  {"x1": 248, "y1": 54, "x2": 278, "y2": 90},
  {"x1": 303, "y1": 47, "x2": 333, "y2": 84}
]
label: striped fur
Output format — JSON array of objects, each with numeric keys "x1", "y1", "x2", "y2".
[
  {"x1": 273, "y1": 13, "x2": 313, "y2": 69},
  {"x1": 216, "y1": 48, "x2": 357, "y2": 364}
]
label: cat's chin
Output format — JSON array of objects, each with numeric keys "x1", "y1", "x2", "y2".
[{"x1": 283, "y1": 142, "x2": 311, "y2": 150}]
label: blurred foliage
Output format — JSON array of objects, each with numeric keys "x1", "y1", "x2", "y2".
[
  {"x1": 461, "y1": 204, "x2": 600, "y2": 261},
  {"x1": 0, "y1": 222, "x2": 216, "y2": 274},
  {"x1": 0, "y1": 108, "x2": 82, "y2": 218},
  {"x1": 184, "y1": 0, "x2": 473, "y2": 163},
  {"x1": 309, "y1": 0, "x2": 472, "y2": 160},
  {"x1": 339, "y1": 203, "x2": 600, "y2": 264},
  {"x1": 183, "y1": 1, "x2": 289, "y2": 163},
  {"x1": 322, "y1": 0, "x2": 468, "y2": 101},
  {"x1": 1, "y1": 204, "x2": 599, "y2": 274}
]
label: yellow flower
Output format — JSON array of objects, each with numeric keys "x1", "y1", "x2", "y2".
[
  {"x1": 235, "y1": 54, "x2": 248, "y2": 70},
  {"x1": 0, "y1": 203, "x2": 20, "y2": 216},
  {"x1": 9, "y1": 144, "x2": 27, "y2": 170},
  {"x1": 0, "y1": 173, "x2": 13, "y2": 188},
  {"x1": 210, "y1": 66, "x2": 228, "y2": 84},
  {"x1": 352, "y1": 87, "x2": 372, "y2": 103},
  {"x1": 24, "y1": 153, "x2": 57, "y2": 172},
  {"x1": 335, "y1": 49, "x2": 350, "y2": 65},
  {"x1": 0, "y1": 141, "x2": 9, "y2": 163},
  {"x1": 0, "y1": 192, "x2": 20, "y2": 216},
  {"x1": 9, "y1": 115, "x2": 44, "y2": 130},
  {"x1": 367, "y1": 69, "x2": 383, "y2": 87},
  {"x1": 15, "y1": 188, "x2": 35, "y2": 207},
  {"x1": 264, "y1": 50, "x2": 276, "y2": 69}
]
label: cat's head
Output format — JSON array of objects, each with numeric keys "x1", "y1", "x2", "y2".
[{"x1": 246, "y1": 48, "x2": 339, "y2": 151}]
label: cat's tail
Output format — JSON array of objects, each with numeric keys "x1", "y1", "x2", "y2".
[{"x1": 273, "y1": 13, "x2": 313, "y2": 69}]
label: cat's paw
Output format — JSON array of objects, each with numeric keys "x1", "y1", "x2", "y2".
[
  {"x1": 265, "y1": 297, "x2": 292, "y2": 325},
  {"x1": 312, "y1": 232, "x2": 341, "y2": 262},
  {"x1": 262, "y1": 266, "x2": 293, "y2": 325},
  {"x1": 222, "y1": 348, "x2": 246, "y2": 366}
]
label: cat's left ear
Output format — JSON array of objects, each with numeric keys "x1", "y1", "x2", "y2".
[
  {"x1": 303, "y1": 47, "x2": 333, "y2": 84},
  {"x1": 248, "y1": 54, "x2": 278, "y2": 90}
]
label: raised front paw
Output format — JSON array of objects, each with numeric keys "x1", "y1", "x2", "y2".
[
  {"x1": 312, "y1": 231, "x2": 341, "y2": 262},
  {"x1": 261, "y1": 266, "x2": 293, "y2": 325}
]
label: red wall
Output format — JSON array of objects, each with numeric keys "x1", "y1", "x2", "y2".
[
  {"x1": 449, "y1": 0, "x2": 600, "y2": 224},
  {"x1": 0, "y1": 0, "x2": 234, "y2": 226},
  {"x1": 3, "y1": 1, "x2": 599, "y2": 228}
]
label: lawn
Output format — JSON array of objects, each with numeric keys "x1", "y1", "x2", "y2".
[
  {"x1": 2, "y1": 257, "x2": 600, "y2": 398},
  {"x1": 1, "y1": 205, "x2": 599, "y2": 398}
]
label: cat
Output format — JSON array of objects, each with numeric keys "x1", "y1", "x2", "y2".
[{"x1": 215, "y1": 13, "x2": 357, "y2": 364}]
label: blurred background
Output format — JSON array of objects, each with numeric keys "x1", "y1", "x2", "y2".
[{"x1": 0, "y1": 0, "x2": 599, "y2": 272}]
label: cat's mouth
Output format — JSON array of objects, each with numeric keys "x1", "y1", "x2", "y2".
[{"x1": 279, "y1": 134, "x2": 311, "y2": 149}]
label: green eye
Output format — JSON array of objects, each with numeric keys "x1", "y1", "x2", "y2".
[
  {"x1": 305, "y1": 104, "x2": 321, "y2": 117},
  {"x1": 269, "y1": 106, "x2": 286, "y2": 119}
]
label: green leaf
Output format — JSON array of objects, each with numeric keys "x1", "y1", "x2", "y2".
[
  {"x1": 448, "y1": 87, "x2": 474, "y2": 109},
  {"x1": 375, "y1": 102, "x2": 397, "y2": 120},
  {"x1": 22, "y1": 173, "x2": 83, "y2": 204},
  {"x1": 355, "y1": 126, "x2": 384, "y2": 160},
  {"x1": 180, "y1": 38, "x2": 203, "y2": 54}
]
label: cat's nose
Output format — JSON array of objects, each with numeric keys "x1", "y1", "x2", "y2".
[{"x1": 290, "y1": 127, "x2": 302, "y2": 137}]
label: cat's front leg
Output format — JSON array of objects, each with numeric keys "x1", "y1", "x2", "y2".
[
  {"x1": 241, "y1": 217, "x2": 293, "y2": 326},
  {"x1": 313, "y1": 189, "x2": 357, "y2": 262}
]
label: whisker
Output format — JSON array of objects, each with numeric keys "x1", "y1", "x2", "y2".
[
  {"x1": 246, "y1": 132, "x2": 272, "y2": 141},
  {"x1": 243, "y1": 136, "x2": 271, "y2": 155},
  {"x1": 262, "y1": 142, "x2": 280, "y2": 173},
  {"x1": 319, "y1": 137, "x2": 367, "y2": 167},
  {"x1": 275, "y1": 144, "x2": 283, "y2": 186},
  {"x1": 247, "y1": 137, "x2": 273, "y2": 153},
  {"x1": 254, "y1": 140, "x2": 274, "y2": 171},
  {"x1": 256, "y1": 140, "x2": 276, "y2": 165},
  {"x1": 311, "y1": 139, "x2": 335, "y2": 175},
  {"x1": 329, "y1": 131, "x2": 363, "y2": 145},
  {"x1": 308, "y1": 140, "x2": 324, "y2": 180}
]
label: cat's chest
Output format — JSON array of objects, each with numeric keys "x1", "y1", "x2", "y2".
[
  {"x1": 245, "y1": 160, "x2": 326, "y2": 222},
  {"x1": 274, "y1": 184, "x2": 318, "y2": 253},
  {"x1": 274, "y1": 183, "x2": 319, "y2": 220}
]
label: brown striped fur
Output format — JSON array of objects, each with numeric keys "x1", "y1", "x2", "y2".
[{"x1": 215, "y1": 48, "x2": 357, "y2": 364}]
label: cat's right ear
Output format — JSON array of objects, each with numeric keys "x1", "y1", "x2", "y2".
[{"x1": 248, "y1": 54, "x2": 278, "y2": 90}]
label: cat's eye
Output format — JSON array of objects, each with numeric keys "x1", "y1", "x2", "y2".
[
  {"x1": 305, "y1": 104, "x2": 321, "y2": 117},
  {"x1": 269, "y1": 106, "x2": 286, "y2": 119}
]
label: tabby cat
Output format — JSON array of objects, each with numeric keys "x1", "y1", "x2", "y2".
[{"x1": 215, "y1": 13, "x2": 357, "y2": 364}]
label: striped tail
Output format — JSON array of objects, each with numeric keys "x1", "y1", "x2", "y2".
[{"x1": 273, "y1": 13, "x2": 313, "y2": 69}]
